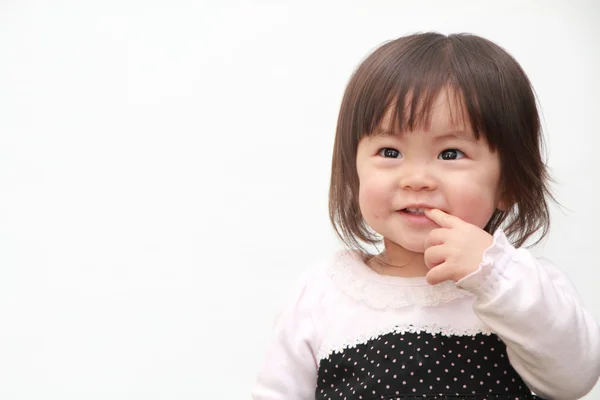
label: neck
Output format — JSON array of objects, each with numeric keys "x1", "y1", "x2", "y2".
[{"x1": 367, "y1": 238, "x2": 429, "y2": 277}]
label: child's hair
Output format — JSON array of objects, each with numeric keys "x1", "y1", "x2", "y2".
[{"x1": 328, "y1": 32, "x2": 554, "y2": 253}]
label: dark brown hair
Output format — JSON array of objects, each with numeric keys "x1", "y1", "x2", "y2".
[{"x1": 328, "y1": 32, "x2": 554, "y2": 252}]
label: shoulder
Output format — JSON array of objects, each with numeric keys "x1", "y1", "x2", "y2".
[
  {"x1": 532, "y1": 256, "x2": 581, "y2": 299},
  {"x1": 278, "y1": 250, "x2": 347, "y2": 313},
  {"x1": 494, "y1": 230, "x2": 575, "y2": 286}
]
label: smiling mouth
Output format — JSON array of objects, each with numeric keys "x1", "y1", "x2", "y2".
[{"x1": 401, "y1": 207, "x2": 426, "y2": 215}]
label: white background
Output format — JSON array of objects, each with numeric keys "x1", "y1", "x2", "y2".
[{"x1": 1, "y1": 0, "x2": 599, "y2": 399}]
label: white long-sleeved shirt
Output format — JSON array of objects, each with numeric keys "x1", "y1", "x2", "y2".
[{"x1": 251, "y1": 229, "x2": 600, "y2": 400}]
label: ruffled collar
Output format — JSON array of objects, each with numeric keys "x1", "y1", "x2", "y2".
[{"x1": 328, "y1": 249, "x2": 472, "y2": 308}]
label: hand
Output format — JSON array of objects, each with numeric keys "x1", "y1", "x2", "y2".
[{"x1": 423, "y1": 209, "x2": 494, "y2": 285}]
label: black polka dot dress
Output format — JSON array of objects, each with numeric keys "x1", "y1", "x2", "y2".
[{"x1": 316, "y1": 331, "x2": 540, "y2": 399}]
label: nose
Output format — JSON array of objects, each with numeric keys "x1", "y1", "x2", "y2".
[{"x1": 397, "y1": 160, "x2": 437, "y2": 191}]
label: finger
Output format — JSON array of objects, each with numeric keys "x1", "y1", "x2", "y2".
[
  {"x1": 423, "y1": 228, "x2": 451, "y2": 249},
  {"x1": 424, "y1": 208, "x2": 460, "y2": 228},
  {"x1": 425, "y1": 262, "x2": 453, "y2": 285},
  {"x1": 423, "y1": 244, "x2": 447, "y2": 269}
]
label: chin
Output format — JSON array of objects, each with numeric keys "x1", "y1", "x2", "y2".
[
  {"x1": 403, "y1": 242, "x2": 426, "y2": 254},
  {"x1": 386, "y1": 236, "x2": 426, "y2": 254}
]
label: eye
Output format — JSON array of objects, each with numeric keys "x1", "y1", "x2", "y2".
[
  {"x1": 438, "y1": 149, "x2": 465, "y2": 160},
  {"x1": 377, "y1": 147, "x2": 403, "y2": 159}
]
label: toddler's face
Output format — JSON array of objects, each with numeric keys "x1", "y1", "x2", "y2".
[{"x1": 356, "y1": 91, "x2": 505, "y2": 254}]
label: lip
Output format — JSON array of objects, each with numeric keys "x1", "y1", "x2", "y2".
[
  {"x1": 397, "y1": 209, "x2": 435, "y2": 225},
  {"x1": 396, "y1": 204, "x2": 442, "y2": 226},
  {"x1": 398, "y1": 204, "x2": 437, "y2": 212}
]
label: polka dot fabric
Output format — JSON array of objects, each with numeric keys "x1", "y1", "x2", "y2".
[{"x1": 316, "y1": 331, "x2": 541, "y2": 400}]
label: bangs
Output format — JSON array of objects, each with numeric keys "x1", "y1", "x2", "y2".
[
  {"x1": 347, "y1": 33, "x2": 531, "y2": 150},
  {"x1": 372, "y1": 88, "x2": 473, "y2": 139}
]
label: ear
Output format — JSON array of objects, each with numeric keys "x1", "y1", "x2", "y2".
[
  {"x1": 496, "y1": 190, "x2": 513, "y2": 212},
  {"x1": 497, "y1": 199, "x2": 512, "y2": 212}
]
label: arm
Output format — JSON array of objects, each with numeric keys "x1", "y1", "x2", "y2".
[
  {"x1": 457, "y1": 230, "x2": 600, "y2": 400},
  {"x1": 251, "y1": 273, "x2": 319, "y2": 400}
]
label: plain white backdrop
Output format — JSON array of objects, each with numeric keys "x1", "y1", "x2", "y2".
[{"x1": 1, "y1": 0, "x2": 599, "y2": 399}]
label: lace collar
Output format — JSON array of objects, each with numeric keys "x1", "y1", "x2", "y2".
[{"x1": 328, "y1": 250, "x2": 472, "y2": 309}]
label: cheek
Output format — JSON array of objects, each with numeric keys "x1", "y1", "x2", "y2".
[
  {"x1": 444, "y1": 174, "x2": 501, "y2": 228},
  {"x1": 455, "y1": 195, "x2": 495, "y2": 227},
  {"x1": 358, "y1": 174, "x2": 395, "y2": 218}
]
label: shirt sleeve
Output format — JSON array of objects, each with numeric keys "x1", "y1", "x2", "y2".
[
  {"x1": 456, "y1": 229, "x2": 600, "y2": 400},
  {"x1": 251, "y1": 269, "x2": 320, "y2": 400}
]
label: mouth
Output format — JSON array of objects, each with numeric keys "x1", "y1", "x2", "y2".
[
  {"x1": 400, "y1": 207, "x2": 427, "y2": 215},
  {"x1": 397, "y1": 206, "x2": 437, "y2": 225}
]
